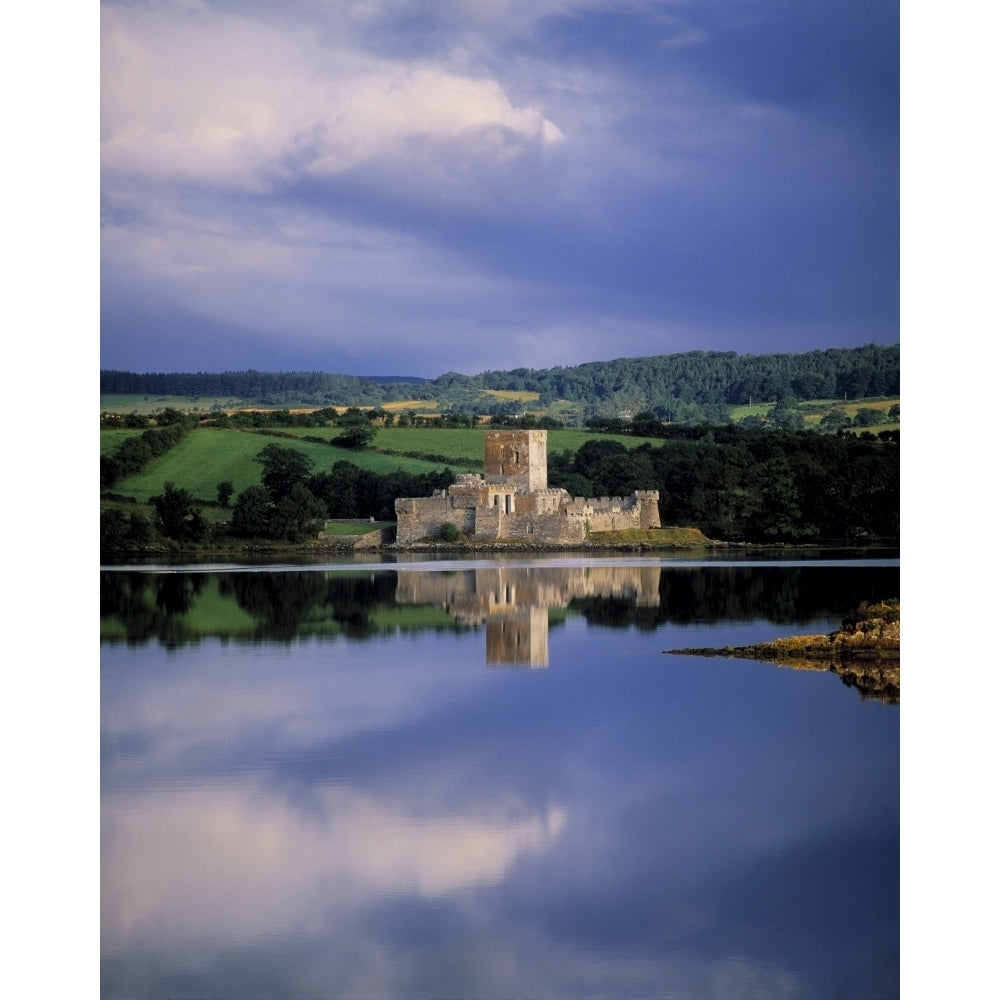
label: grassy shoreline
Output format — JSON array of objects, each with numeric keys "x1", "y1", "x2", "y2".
[{"x1": 102, "y1": 526, "x2": 899, "y2": 561}]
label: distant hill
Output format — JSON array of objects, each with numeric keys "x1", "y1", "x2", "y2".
[{"x1": 100, "y1": 344, "x2": 899, "y2": 424}]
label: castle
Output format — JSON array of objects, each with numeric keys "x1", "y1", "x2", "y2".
[{"x1": 394, "y1": 430, "x2": 660, "y2": 545}]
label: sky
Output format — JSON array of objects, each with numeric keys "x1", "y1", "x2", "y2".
[{"x1": 99, "y1": 0, "x2": 899, "y2": 378}]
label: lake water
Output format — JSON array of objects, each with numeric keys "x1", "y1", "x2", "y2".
[{"x1": 101, "y1": 555, "x2": 899, "y2": 1000}]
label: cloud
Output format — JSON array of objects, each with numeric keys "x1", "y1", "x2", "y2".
[
  {"x1": 99, "y1": 0, "x2": 898, "y2": 374},
  {"x1": 101, "y1": 3, "x2": 563, "y2": 195},
  {"x1": 101, "y1": 633, "x2": 569, "y2": 953},
  {"x1": 101, "y1": 781, "x2": 567, "y2": 949}
]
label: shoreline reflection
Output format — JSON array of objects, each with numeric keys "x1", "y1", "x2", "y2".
[{"x1": 101, "y1": 562, "x2": 899, "y2": 651}]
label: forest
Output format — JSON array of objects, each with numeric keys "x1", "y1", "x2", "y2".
[{"x1": 100, "y1": 344, "x2": 899, "y2": 423}]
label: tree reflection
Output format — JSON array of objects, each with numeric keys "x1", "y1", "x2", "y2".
[
  {"x1": 574, "y1": 566, "x2": 897, "y2": 628},
  {"x1": 101, "y1": 564, "x2": 899, "y2": 650},
  {"x1": 101, "y1": 570, "x2": 402, "y2": 645},
  {"x1": 154, "y1": 573, "x2": 205, "y2": 615},
  {"x1": 100, "y1": 572, "x2": 207, "y2": 648}
]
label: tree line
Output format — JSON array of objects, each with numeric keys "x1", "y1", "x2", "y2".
[
  {"x1": 548, "y1": 426, "x2": 898, "y2": 543},
  {"x1": 478, "y1": 344, "x2": 899, "y2": 406},
  {"x1": 100, "y1": 344, "x2": 899, "y2": 421}
]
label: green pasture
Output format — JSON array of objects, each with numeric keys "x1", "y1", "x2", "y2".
[
  {"x1": 217, "y1": 425, "x2": 488, "y2": 469},
  {"x1": 323, "y1": 521, "x2": 393, "y2": 536},
  {"x1": 373, "y1": 425, "x2": 664, "y2": 458},
  {"x1": 258, "y1": 424, "x2": 665, "y2": 465},
  {"x1": 546, "y1": 428, "x2": 665, "y2": 453},
  {"x1": 100, "y1": 429, "x2": 146, "y2": 455},
  {"x1": 107, "y1": 428, "x2": 476, "y2": 504},
  {"x1": 104, "y1": 424, "x2": 691, "y2": 505},
  {"x1": 377, "y1": 426, "x2": 486, "y2": 460},
  {"x1": 101, "y1": 395, "x2": 246, "y2": 414},
  {"x1": 729, "y1": 402, "x2": 774, "y2": 421}
]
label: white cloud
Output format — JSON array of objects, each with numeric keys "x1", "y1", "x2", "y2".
[
  {"x1": 101, "y1": 782, "x2": 567, "y2": 948},
  {"x1": 101, "y1": 3, "x2": 564, "y2": 193}
]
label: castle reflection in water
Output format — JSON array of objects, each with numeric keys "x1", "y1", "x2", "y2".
[{"x1": 395, "y1": 565, "x2": 662, "y2": 667}]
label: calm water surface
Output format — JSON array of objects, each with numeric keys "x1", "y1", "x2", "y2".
[{"x1": 101, "y1": 557, "x2": 899, "y2": 1000}]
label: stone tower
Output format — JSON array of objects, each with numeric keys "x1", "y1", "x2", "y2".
[{"x1": 484, "y1": 430, "x2": 548, "y2": 492}]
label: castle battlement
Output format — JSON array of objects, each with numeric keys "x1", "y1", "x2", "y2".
[{"x1": 394, "y1": 430, "x2": 660, "y2": 545}]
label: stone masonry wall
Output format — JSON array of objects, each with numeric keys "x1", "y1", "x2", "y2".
[
  {"x1": 394, "y1": 430, "x2": 660, "y2": 545},
  {"x1": 484, "y1": 430, "x2": 547, "y2": 492}
]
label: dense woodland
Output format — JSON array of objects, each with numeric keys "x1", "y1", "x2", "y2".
[{"x1": 101, "y1": 344, "x2": 899, "y2": 423}]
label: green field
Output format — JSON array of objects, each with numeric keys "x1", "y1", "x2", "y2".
[
  {"x1": 107, "y1": 428, "x2": 480, "y2": 504},
  {"x1": 374, "y1": 425, "x2": 664, "y2": 457},
  {"x1": 103, "y1": 422, "x2": 748, "y2": 506},
  {"x1": 323, "y1": 521, "x2": 394, "y2": 536},
  {"x1": 101, "y1": 395, "x2": 251, "y2": 414},
  {"x1": 104, "y1": 409, "x2": 897, "y2": 513},
  {"x1": 253, "y1": 425, "x2": 666, "y2": 462},
  {"x1": 100, "y1": 428, "x2": 146, "y2": 455}
]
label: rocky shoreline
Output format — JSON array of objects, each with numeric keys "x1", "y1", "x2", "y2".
[{"x1": 666, "y1": 600, "x2": 900, "y2": 703}]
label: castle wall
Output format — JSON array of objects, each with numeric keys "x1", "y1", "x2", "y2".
[
  {"x1": 561, "y1": 491, "x2": 661, "y2": 534},
  {"x1": 394, "y1": 430, "x2": 659, "y2": 545},
  {"x1": 395, "y1": 494, "x2": 476, "y2": 545}
]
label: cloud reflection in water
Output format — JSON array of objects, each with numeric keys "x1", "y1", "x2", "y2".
[{"x1": 101, "y1": 563, "x2": 898, "y2": 999}]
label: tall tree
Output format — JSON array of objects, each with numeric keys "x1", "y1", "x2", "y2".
[
  {"x1": 231, "y1": 485, "x2": 273, "y2": 538},
  {"x1": 150, "y1": 483, "x2": 206, "y2": 541},
  {"x1": 255, "y1": 444, "x2": 314, "y2": 501}
]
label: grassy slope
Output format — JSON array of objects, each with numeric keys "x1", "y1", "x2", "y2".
[
  {"x1": 264, "y1": 424, "x2": 664, "y2": 456},
  {"x1": 371, "y1": 425, "x2": 665, "y2": 456},
  {"x1": 100, "y1": 395, "x2": 251, "y2": 414},
  {"x1": 106, "y1": 425, "x2": 672, "y2": 505},
  {"x1": 109, "y1": 428, "x2": 477, "y2": 503},
  {"x1": 100, "y1": 429, "x2": 146, "y2": 455}
]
